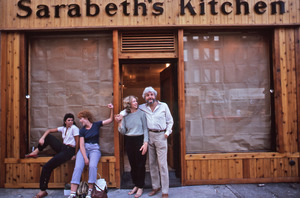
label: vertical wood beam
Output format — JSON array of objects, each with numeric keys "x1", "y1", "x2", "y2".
[
  {"x1": 19, "y1": 34, "x2": 28, "y2": 157},
  {"x1": 177, "y1": 29, "x2": 186, "y2": 185},
  {"x1": 294, "y1": 26, "x2": 300, "y2": 152},
  {"x1": 273, "y1": 28, "x2": 284, "y2": 153},
  {"x1": 12, "y1": 33, "x2": 20, "y2": 159},
  {"x1": 0, "y1": 32, "x2": 8, "y2": 188},
  {"x1": 1, "y1": 32, "x2": 24, "y2": 187},
  {"x1": 6, "y1": 33, "x2": 13, "y2": 157},
  {"x1": 295, "y1": 27, "x2": 300, "y2": 176},
  {"x1": 112, "y1": 30, "x2": 121, "y2": 188},
  {"x1": 274, "y1": 28, "x2": 299, "y2": 153}
]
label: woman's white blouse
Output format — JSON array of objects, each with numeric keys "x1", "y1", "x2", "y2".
[{"x1": 57, "y1": 125, "x2": 80, "y2": 147}]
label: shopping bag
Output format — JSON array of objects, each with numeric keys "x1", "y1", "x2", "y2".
[{"x1": 91, "y1": 174, "x2": 108, "y2": 198}]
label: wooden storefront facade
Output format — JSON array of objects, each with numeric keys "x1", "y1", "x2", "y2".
[{"x1": 0, "y1": 0, "x2": 299, "y2": 188}]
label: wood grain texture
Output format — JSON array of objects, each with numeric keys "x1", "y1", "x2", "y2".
[
  {"x1": 0, "y1": 0, "x2": 299, "y2": 30},
  {"x1": 4, "y1": 157, "x2": 117, "y2": 188}
]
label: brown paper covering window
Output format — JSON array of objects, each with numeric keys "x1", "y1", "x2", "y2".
[
  {"x1": 30, "y1": 34, "x2": 114, "y2": 155},
  {"x1": 184, "y1": 32, "x2": 272, "y2": 153}
]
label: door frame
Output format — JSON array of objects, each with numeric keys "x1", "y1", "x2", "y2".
[{"x1": 113, "y1": 29, "x2": 186, "y2": 187}]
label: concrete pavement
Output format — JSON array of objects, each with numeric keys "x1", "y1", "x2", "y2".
[{"x1": 0, "y1": 183, "x2": 299, "y2": 198}]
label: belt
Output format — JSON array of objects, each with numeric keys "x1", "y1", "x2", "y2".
[
  {"x1": 149, "y1": 129, "x2": 166, "y2": 133},
  {"x1": 66, "y1": 144, "x2": 75, "y2": 148}
]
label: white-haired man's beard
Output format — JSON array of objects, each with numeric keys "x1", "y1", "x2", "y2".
[{"x1": 146, "y1": 98, "x2": 156, "y2": 105}]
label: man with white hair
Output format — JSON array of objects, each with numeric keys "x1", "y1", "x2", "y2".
[{"x1": 118, "y1": 86, "x2": 173, "y2": 198}]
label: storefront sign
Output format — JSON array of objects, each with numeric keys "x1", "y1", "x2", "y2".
[
  {"x1": 0, "y1": 0, "x2": 298, "y2": 30},
  {"x1": 16, "y1": 0, "x2": 285, "y2": 18}
]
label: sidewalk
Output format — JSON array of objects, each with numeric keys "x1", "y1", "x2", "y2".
[{"x1": 0, "y1": 183, "x2": 299, "y2": 198}]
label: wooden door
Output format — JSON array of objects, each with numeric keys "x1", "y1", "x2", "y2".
[{"x1": 160, "y1": 64, "x2": 180, "y2": 174}]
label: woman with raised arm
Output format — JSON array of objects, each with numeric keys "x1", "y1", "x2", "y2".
[{"x1": 68, "y1": 103, "x2": 114, "y2": 198}]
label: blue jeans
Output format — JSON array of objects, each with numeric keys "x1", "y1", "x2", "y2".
[{"x1": 71, "y1": 143, "x2": 101, "y2": 184}]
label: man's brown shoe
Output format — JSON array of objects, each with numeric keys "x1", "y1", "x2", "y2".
[
  {"x1": 162, "y1": 194, "x2": 169, "y2": 198},
  {"x1": 148, "y1": 188, "x2": 161, "y2": 196}
]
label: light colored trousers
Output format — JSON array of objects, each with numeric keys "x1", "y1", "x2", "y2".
[
  {"x1": 71, "y1": 143, "x2": 101, "y2": 185},
  {"x1": 148, "y1": 132, "x2": 169, "y2": 194}
]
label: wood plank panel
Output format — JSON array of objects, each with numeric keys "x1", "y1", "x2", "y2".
[
  {"x1": 278, "y1": 28, "x2": 289, "y2": 153},
  {"x1": 249, "y1": 159, "x2": 257, "y2": 178},
  {"x1": 243, "y1": 159, "x2": 251, "y2": 178},
  {"x1": 220, "y1": 160, "x2": 229, "y2": 179},
  {"x1": 108, "y1": 162, "x2": 116, "y2": 186},
  {"x1": 19, "y1": 33, "x2": 28, "y2": 157},
  {"x1": 12, "y1": 33, "x2": 21, "y2": 159},
  {"x1": 186, "y1": 160, "x2": 194, "y2": 180},
  {"x1": 0, "y1": 33, "x2": 8, "y2": 188},
  {"x1": 185, "y1": 154, "x2": 299, "y2": 183},
  {"x1": 296, "y1": 26, "x2": 300, "y2": 183},
  {"x1": 228, "y1": 160, "x2": 237, "y2": 179},
  {"x1": 177, "y1": 29, "x2": 186, "y2": 185},
  {"x1": 193, "y1": 160, "x2": 201, "y2": 180},
  {"x1": 6, "y1": 164, "x2": 12, "y2": 184},
  {"x1": 263, "y1": 158, "x2": 271, "y2": 178},
  {"x1": 4, "y1": 157, "x2": 117, "y2": 188},
  {"x1": 285, "y1": 28, "x2": 297, "y2": 153},
  {"x1": 6, "y1": 33, "x2": 14, "y2": 158},
  {"x1": 277, "y1": 28, "x2": 298, "y2": 153},
  {"x1": 270, "y1": 158, "x2": 275, "y2": 178},
  {"x1": 273, "y1": 28, "x2": 284, "y2": 153},
  {"x1": 256, "y1": 159, "x2": 264, "y2": 178},
  {"x1": 0, "y1": 0, "x2": 299, "y2": 30},
  {"x1": 200, "y1": 160, "x2": 208, "y2": 180},
  {"x1": 1, "y1": 33, "x2": 22, "y2": 161}
]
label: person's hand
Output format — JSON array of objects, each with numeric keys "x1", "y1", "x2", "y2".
[
  {"x1": 164, "y1": 134, "x2": 168, "y2": 139},
  {"x1": 71, "y1": 155, "x2": 76, "y2": 161},
  {"x1": 84, "y1": 157, "x2": 89, "y2": 165},
  {"x1": 114, "y1": 114, "x2": 123, "y2": 122},
  {"x1": 108, "y1": 103, "x2": 113, "y2": 109},
  {"x1": 39, "y1": 137, "x2": 45, "y2": 146},
  {"x1": 140, "y1": 142, "x2": 148, "y2": 155}
]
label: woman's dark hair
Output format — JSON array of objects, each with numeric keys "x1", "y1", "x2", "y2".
[{"x1": 63, "y1": 113, "x2": 76, "y2": 127}]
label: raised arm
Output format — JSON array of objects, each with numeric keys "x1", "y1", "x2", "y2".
[{"x1": 102, "y1": 103, "x2": 114, "y2": 125}]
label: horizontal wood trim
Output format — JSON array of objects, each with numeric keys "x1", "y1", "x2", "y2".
[
  {"x1": 4, "y1": 156, "x2": 116, "y2": 163},
  {"x1": 185, "y1": 153, "x2": 300, "y2": 160},
  {"x1": 119, "y1": 52, "x2": 178, "y2": 59},
  {"x1": 185, "y1": 177, "x2": 300, "y2": 185}
]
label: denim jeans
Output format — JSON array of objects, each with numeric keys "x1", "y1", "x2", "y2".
[{"x1": 71, "y1": 143, "x2": 101, "y2": 184}]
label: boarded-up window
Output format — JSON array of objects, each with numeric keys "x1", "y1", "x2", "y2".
[
  {"x1": 184, "y1": 32, "x2": 273, "y2": 153},
  {"x1": 29, "y1": 34, "x2": 114, "y2": 155}
]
